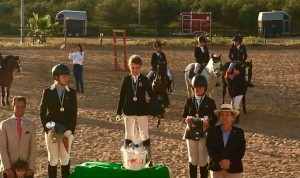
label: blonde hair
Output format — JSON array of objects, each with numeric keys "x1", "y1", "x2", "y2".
[{"x1": 128, "y1": 55, "x2": 143, "y2": 67}]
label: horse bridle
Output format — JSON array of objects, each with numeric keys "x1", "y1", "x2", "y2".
[{"x1": 203, "y1": 59, "x2": 222, "y2": 77}]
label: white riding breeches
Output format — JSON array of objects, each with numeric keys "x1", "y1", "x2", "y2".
[
  {"x1": 228, "y1": 62, "x2": 237, "y2": 73},
  {"x1": 231, "y1": 95, "x2": 243, "y2": 110},
  {"x1": 45, "y1": 132, "x2": 74, "y2": 166},
  {"x1": 194, "y1": 63, "x2": 201, "y2": 74},
  {"x1": 124, "y1": 115, "x2": 149, "y2": 142},
  {"x1": 186, "y1": 138, "x2": 208, "y2": 167}
]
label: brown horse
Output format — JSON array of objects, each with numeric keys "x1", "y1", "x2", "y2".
[
  {"x1": 0, "y1": 54, "x2": 21, "y2": 105},
  {"x1": 221, "y1": 60, "x2": 253, "y2": 113},
  {"x1": 149, "y1": 61, "x2": 171, "y2": 128}
]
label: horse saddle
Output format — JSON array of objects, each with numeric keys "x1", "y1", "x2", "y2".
[
  {"x1": 188, "y1": 65, "x2": 196, "y2": 79},
  {"x1": 188, "y1": 65, "x2": 204, "y2": 80}
]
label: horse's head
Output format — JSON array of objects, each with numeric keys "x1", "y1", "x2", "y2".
[
  {"x1": 210, "y1": 54, "x2": 222, "y2": 78},
  {"x1": 15, "y1": 56, "x2": 22, "y2": 72},
  {"x1": 156, "y1": 61, "x2": 167, "y2": 76},
  {"x1": 3, "y1": 55, "x2": 22, "y2": 72},
  {"x1": 238, "y1": 59, "x2": 252, "y2": 73}
]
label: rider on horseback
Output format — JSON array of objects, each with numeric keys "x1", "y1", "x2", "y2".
[
  {"x1": 147, "y1": 41, "x2": 173, "y2": 93},
  {"x1": 226, "y1": 64, "x2": 246, "y2": 124},
  {"x1": 192, "y1": 36, "x2": 210, "y2": 79},
  {"x1": 227, "y1": 34, "x2": 255, "y2": 87}
]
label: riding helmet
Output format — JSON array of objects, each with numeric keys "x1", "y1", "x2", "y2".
[
  {"x1": 52, "y1": 64, "x2": 70, "y2": 79},
  {"x1": 232, "y1": 34, "x2": 243, "y2": 42},
  {"x1": 198, "y1": 36, "x2": 207, "y2": 43},
  {"x1": 191, "y1": 74, "x2": 207, "y2": 91},
  {"x1": 153, "y1": 41, "x2": 162, "y2": 48}
]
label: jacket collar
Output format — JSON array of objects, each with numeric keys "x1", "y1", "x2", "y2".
[{"x1": 50, "y1": 82, "x2": 70, "y2": 91}]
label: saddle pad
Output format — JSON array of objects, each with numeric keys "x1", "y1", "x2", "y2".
[{"x1": 69, "y1": 162, "x2": 170, "y2": 178}]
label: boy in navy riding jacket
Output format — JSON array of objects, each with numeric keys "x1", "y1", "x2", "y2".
[
  {"x1": 182, "y1": 75, "x2": 218, "y2": 178},
  {"x1": 116, "y1": 55, "x2": 156, "y2": 166},
  {"x1": 40, "y1": 64, "x2": 77, "y2": 178}
]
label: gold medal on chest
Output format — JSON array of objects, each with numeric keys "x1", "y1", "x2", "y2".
[
  {"x1": 133, "y1": 96, "x2": 138, "y2": 101},
  {"x1": 60, "y1": 107, "x2": 64, "y2": 112}
]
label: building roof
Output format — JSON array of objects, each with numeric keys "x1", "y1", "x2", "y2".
[
  {"x1": 56, "y1": 10, "x2": 87, "y2": 20},
  {"x1": 258, "y1": 11, "x2": 289, "y2": 21}
]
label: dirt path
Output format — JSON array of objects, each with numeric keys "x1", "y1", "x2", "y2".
[{"x1": 0, "y1": 45, "x2": 299, "y2": 177}]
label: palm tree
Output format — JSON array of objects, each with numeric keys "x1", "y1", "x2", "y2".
[{"x1": 27, "y1": 13, "x2": 59, "y2": 44}]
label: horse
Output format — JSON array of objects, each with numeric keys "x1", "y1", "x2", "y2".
[
  {"x1": 184, "y1": 54, "x2": 222, "y2": 98},
  {"x1": 0, "y1": 54, "x2": 22, "y2": 105},
  {"x1": 221, "y1": 60, "x2": 253, "y2": 114},
  {"x1": 149, "y1": 60, "x2": 172, "y2": 128}
]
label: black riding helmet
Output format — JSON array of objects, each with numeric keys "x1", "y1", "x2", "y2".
[
  {"x1": 153, "y1": 41, "x2": 162, "y2": 48},
  {"x1": 191, "y1": 74, "x2": 207, "y2": 91},
  {"x1": 198, "y1": 36, "x2": 207, "y2": 43},
  {"x1": 232, "y1": 34, "x2": 243, "y2": 42},
  {"x1": 52, "y1": 64, "x2": 70, "y2": 80}
]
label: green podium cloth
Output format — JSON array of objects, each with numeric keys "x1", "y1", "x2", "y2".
[{"x1": 69, "y1": 162, "x2": 170, "y2": 178}]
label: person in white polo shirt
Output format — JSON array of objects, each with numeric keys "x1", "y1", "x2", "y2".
[{"x1": 69, "y1": 43, "x2": 85, "y2": 93}]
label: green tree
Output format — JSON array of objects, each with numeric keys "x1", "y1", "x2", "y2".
[
  {"x1": 97, "y1": 0, "x2": 136, "y2": 27},
  {"x1": 142, "y1": 0, "x2": 180, "y2": 28},
  {"x1": 27, "y1": 13, "x2": 59, "y2": 43},
  {"x1": 239, "y1": 3, "x2": 260, "y2": 34},
  {"x1": 283, "y1": 0, "x2": 300, "y2": 31}
]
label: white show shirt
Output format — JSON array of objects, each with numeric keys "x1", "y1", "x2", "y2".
[{"x1": 69, "y1": 51, "x2": 84, "y2": 65}]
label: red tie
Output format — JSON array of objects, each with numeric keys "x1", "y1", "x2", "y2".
[{"x1": 17, "y1": 118, "x2": 22, "y2": 138}]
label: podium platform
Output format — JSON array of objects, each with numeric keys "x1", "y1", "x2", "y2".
[{"x1": 69, "y1": 162, "x2": 170, "y2": 178}]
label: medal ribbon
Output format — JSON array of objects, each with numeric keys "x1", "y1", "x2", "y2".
[
  {"x1": 195, "y1": 96, "x2": 203, "y2": 112},
  {"x1": 132, "y1": 77, "x2": 138, "y2": 96},
  {"x1": 60, "y1": 89, "x2": 65, "y2": 109}
]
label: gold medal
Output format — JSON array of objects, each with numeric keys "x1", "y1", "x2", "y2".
[
  {"x1": 60, "y1": 107, "x2": 64, "y2": 112},
  {"x1": 195, "y1": 113, "x2": 199, "y2": 118},
  {"x1": 133, "y1": 96, "x2": 137, "y2": 101}
]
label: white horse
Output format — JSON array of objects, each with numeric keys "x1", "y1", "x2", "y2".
[{"x1": 184, "y1": 54, "x2": 222, "y2": 97}]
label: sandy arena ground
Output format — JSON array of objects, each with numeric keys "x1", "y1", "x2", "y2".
[{"x1": 0, "y1": 43, "x2": 300, "y2": 178}]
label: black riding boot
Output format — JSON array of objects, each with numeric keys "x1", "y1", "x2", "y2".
[
  {"x1": 189, "y1": 162, "x2": 198, "y2": 178},
  {"x1": 124, "y1": 139, "x2": 133, "y2": 148},
  {"x1": 48, "y1": 164, "x2": 57, "y2": 178},
  {"x1": 199, "y1": 164, "x2": 208, "y2": 178},
  {"x1": 143, "y1": 138, "x2": 153, "y2": 167},
  {"x1": 61, "y1": 161, "x2": 70, "y2": 178}
]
